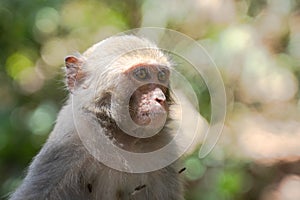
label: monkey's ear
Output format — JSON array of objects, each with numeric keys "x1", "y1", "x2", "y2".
[{"x1": 65, "y1": 55, "x2": 86, "y2": 92}]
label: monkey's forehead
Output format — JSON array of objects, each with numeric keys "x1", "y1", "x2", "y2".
[
  {"x1": 117, "y1": 53, "x2": 171, "y2": 72},
  {"x1": 82, "y1": 35, "x2": 173, "y2": 75}
]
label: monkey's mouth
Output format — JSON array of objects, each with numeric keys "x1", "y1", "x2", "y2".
[
  {"x1": 129, "y1": 86, "x2": 168, "y2": 126},
  {"x1": 137, "y1": 107, "x2": 167, "y2": 126}
]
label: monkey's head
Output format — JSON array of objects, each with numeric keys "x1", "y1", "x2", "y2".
[{"x1": 65, "y1": 35, "x2": 174, "y2": 141}]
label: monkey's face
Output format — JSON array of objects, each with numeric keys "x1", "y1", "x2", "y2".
[{"x1": 127, "y1": 65, "x2": 171, "y2": 127}]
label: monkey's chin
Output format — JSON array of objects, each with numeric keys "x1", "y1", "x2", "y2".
[{"x1": 134, "y1": 110, "x2": 167, "y2": 127}]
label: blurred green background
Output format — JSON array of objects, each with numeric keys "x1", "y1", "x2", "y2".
[{"x1": 1, "y1": 0, "x2": 300, "y2": 199}]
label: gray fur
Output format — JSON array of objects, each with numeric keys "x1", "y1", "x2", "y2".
[{"x1": 10, "y1": 35, "x2": 184, "y2": 200}]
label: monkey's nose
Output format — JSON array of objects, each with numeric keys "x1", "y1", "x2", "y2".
[{"x1": 152, "y1": 88, "x2": 166, "y2": 105}]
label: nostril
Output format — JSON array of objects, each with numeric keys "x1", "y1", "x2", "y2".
[
  {"x1": 152, "y1": 88, "x2": 166, "y2": 105},
  {"x1": 155, "y1": 98, "x2": 164, "y2": 105}
]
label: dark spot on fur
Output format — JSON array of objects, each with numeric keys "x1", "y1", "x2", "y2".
[
  {"x1": 130, "y1": 184, "x2": 147, "y2": 196},
  {"x1": 87, "y1": 183, "x2": 92, "y2": 193},
  {"x1": 134, "y1": 184, "x2": 146, "y2": 191},
  {"x1": 178, "y1": 167, "x2": 186, "y2": 174}
]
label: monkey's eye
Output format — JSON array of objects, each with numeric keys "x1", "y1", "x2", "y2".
[
  {"x1": 133, "y1": 67, "x2": 149, "y2": 80},
  {"x1": 158, "y1": 70, "x2": 167, "y2": 82}
]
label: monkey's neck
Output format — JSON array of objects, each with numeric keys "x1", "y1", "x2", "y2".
[
  {"x1": 94, "y1": 112, "x2": 172, "y2": 153},
  {"x1": 85, "y1": 109, "x2": 171, "y2": 153},
  {"x1": 106, "y1": 125, "x2": 172, "y2": 153}
]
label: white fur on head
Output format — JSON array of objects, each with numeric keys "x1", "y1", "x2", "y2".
[{"x1": 81, "y1": 35, "x2": 171, "y2": 94}]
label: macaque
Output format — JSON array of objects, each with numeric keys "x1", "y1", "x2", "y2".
[{"x1": 10, "y1": 35, "x2": 184, "y2": 200}]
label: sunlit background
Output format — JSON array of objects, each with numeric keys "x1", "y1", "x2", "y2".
[{"x1": 1, "y1": 0, "x2": 300, "y2": 199}]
